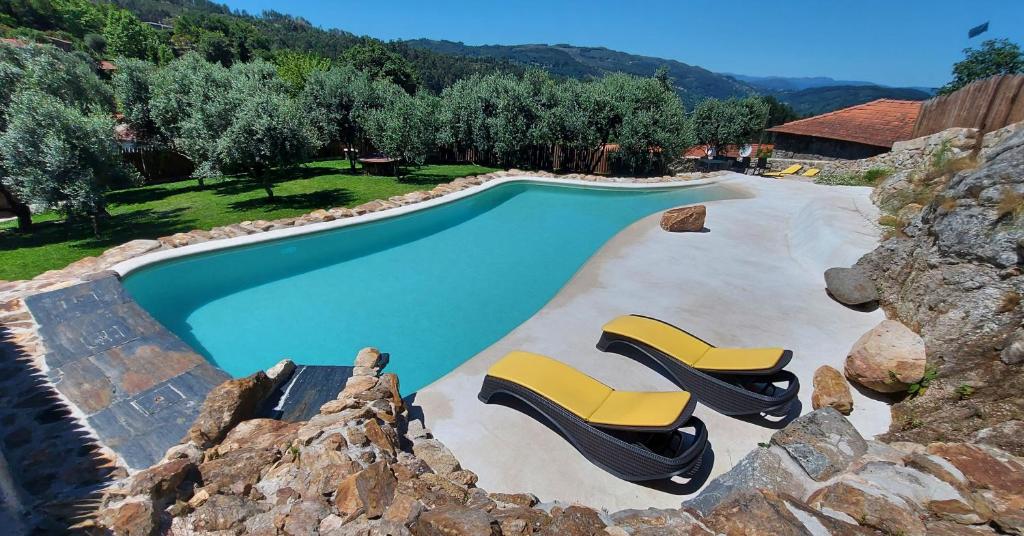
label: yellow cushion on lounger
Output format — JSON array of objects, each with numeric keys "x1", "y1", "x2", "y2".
[
  {"x1": 602, "y1": 316, "x2": 711, "y2": 366},
  {"x1": 692, "y1": 347, "x2": 786, "y2": 372},
  {"x1": 602, "y1": 315, "x2": 785, "y2": 372},
  {"x1": 802, "y1": 168, "x2": 820, "y2": 177},
  {"x1": 486, "y1": 351, "x2": 691, "y2": 428},
  {"x1": 588, "y1": 390, "x2": 691, "y2": 428},
  {"x1": 487, "y1": 351, "x2": 611, "y2": 420},
  {"x1": 763, "y1": 164, "x2": 801, "y2": 177}
]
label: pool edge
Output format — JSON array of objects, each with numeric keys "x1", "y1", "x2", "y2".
[{"x1": 110, "y1": 174, "x2": 727, "y2": 278}]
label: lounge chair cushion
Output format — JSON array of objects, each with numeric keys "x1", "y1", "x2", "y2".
[
  {"x1": 602, "y1": 315, "x2": 711, "y2": 363},
  {"x1": 802, "y1": 168, "x2": 820, "y2": 177},
  {"x1": 693, "y1": 347, "x2": 787, "y2": 373},
  {"x1": 602, "y1": 315, "x2": 786, "y2": 373},
  {"x1": 763, "y1": 164, "x2": 802, "y2": 177},
  {"x1": 486, "y1": 351, "x2": 691, "y2": 428}
]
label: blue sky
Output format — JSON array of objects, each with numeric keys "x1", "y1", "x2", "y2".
[{"x1": 222, "y1": 0, "x2": 1024, "y2": 88}]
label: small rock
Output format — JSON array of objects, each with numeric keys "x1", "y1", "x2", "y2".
[
  {"x1": 771, "y1": 407, "x2": 868, "y2": 481},
  {"x1": 705, "y1": 489, "x2": 858, "y2": 536},
  {"x1": 824, "y1": 266, "x2": 880, "y2": 306},
  {"x1": 660, "y1": 205, "x2": 706, "y2": 232},
  {"x1": 101, "y1": 499, "x2": 159, "y2": 536},
  {"x1": 411, "y1": 438, "x2": 461, "y2": 476},
  {"x1": 811, "y1": 365, "x2": 854, "y2": 415},
  {"x1": 844, "y1": 320, "x2": 927, "y2": 393},
  {"x1": 127, "y1": 458, "x2": 195, "y2": 502},
  {"x1": 489, "y1": 492, "x2": 538, "y2": 508},
  {"x1": 1000, "y1": 331, "x2": 1024, "y2": 365},
  {"x1": 187, "y1": 371, "x2": 275, "y2": 448},
  {"x1": 334, "y1": 461, "x2": 397, "y2": 519},
  {"x1": 412, "y1": 505, "x2": 501, "y2": 535},
  {"x1": 492, "y1": 507, "x2": 552, "y2": 535},
  {"x1": 355, "y1": 347, "x2": 384, "y2": 369},
  {"x1": 544, "y1": 505, "x2": 606, "y2": 535}
]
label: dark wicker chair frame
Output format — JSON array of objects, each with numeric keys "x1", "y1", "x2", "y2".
[
  {"x1": 478, "y1": 375, "x2": 709, "y2": 481},
  {"x1": 597, "y1": 315, "x2": 800, "y2": 417}
]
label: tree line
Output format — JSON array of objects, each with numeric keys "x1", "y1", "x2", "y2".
[{"x1": 0, "y1": 40, "x2": 779, "y2": 233}]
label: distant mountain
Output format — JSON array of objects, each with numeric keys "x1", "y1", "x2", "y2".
[
  {"x1": 772, "y1": 85, "x2": 932, "y2": 116},
  {"x1": 723, "y1": 73, "x2": 879, "y2": 92},
  {"x1": 727, "y1": 73, "x2": 936, "y2": 96},
  {"x1": 403, "y1": 39, "x2": 756, "y2": 107},
  {"x1": 404, "y1": 39, "x2": 933, "y2": 116}
]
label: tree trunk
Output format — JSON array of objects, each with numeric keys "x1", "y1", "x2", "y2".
[
  {"x1": 262, "y1": 176, "x2": 275, "y2": 200},
  {"x1": 347, "y1": 142, "x2": 357, "y2": 173},
  {"x1": 0, "y1": 184, "x2": 32, "y2": 231},
  {"x1": 197, "y1": 176, "x2": 205, "y2": 189}
]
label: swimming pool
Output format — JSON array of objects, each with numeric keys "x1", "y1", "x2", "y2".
[{"x1": 122, "y1": 179, "x2": 740, "y2": 392}]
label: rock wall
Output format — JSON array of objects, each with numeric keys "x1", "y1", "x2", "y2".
[
  {"x1": 93, "y1": 357, "x2": 1024, "y2": 536},
  {"x1": 856, "y1": 125, "x2": 1024, "y2": 453}
]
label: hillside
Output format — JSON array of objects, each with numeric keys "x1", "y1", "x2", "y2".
[
  {"x1": 404, "y1": 39, "x2": 756, "y2": 107},
  {"x1": 773, "y1": 85, "x2": 931, "y2": 116},
  {"x1": 724, "y1": 73, "x2": 880, "y2": 92}
]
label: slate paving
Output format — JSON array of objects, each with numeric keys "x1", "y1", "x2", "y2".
[
  {"x1": 23, "y1": 274, "x2": 230, "y2": 470},
  {"x1": 260, "y1": 365, "x2": 354, "y2": 422}
]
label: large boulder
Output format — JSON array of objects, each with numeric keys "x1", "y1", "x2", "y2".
[
  {"x1": 811, "y1": 365, "x2": 854, "y2": 415},
  {"x1": 824, "y1": 267, "x2": 879, "y2": 306},
  {"x1": 660, "y1": 205, "x2": 706, "y2": 232},
  {"x1": 844, "y1": 320, "x2": 926, "y2": 393},
  {"x1": 770, "y1": 407, "x2": 868, "y2": 481},
  {"x1": 186, "y1": 371, "x2": 275, "y2": 448}
]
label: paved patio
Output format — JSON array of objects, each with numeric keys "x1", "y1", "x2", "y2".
[{"x1": 412, "y1": 173, "x2": 888, "y2": 510}]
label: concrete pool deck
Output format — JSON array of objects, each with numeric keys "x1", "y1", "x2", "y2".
[{"x1": 412, "y1": 172, "x2": 888, "y2": 511}]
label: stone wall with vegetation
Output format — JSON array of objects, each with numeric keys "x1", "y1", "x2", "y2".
[
  {"x1": 855, "y1": 124, "x2": 1024, "y2": 455},
  {"x1": 768, "y1": 126, "x2": 983, "y2": 179}
]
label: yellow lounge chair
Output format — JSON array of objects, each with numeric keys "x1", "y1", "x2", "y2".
[
  {"x1": 597, "y1": 315, "x2": 799, "y2": 416},
  {"x1": 762, "y1": 164, "x2": 801, "y2": 178},
  {"x1": 478, "y1": 351, "x2": 708, "y2": 481},
  {"x1": 801, "y1": 168, "x2": 820, "y2": 177}
]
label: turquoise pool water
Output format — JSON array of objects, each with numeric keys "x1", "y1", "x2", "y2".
[{"x1": 123, "y1": 180, "x2": 737, "y2": 392}]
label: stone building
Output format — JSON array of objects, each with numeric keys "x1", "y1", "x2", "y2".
[{"x1": 768, "y1": 99, "x2": 922, "y2": 160}]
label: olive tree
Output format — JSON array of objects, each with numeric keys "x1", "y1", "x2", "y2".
[
  {"x1": 150, "y1": 53, "x2": 235, "y2": 186},
  {"x1": 111, "y1": 57, "x2": 157, "y2": 138},
  {"x1": 691, "y1": 96, "x2": 768, "y2": 156},
  {"x1": 601, "y1": 73, "x2": 691, "y2": 175},
  {"x1": 0, "y1": 43, "x2": 116, "y2": 230},
  {"x1": 355, "y1": 80, "x2": 436, "y2": 177},
  {"x1": 0, "y1": 90, "x2": 135, "y2": 232},
  {"x1": 300, "y1": 65, "x2": 371, "y2": 172},
  {"x1": 217, "y1": 88, "x2": 315, "y2": 199}
]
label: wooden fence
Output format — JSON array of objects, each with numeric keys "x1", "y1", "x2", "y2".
[{"x1": 912, "y1": 74, "x2": 1024, "y2": 139}]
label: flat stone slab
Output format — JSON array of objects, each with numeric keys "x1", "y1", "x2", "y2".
[
  {"x1": 25, "y1": 275, "x2": 229, "y2": 469},
  {"x1": 260, "y1": 365, "x2": 354, "y2": 422}
]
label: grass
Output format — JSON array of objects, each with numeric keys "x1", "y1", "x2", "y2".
[{"x1": 0, "y1": 160, "x2": 499, "y2": 281}]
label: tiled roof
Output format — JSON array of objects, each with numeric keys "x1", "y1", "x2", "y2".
[{"x1": 767, "y1": 99, "x2": 922, "y2": 148}]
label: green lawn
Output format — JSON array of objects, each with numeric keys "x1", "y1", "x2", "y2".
[{"x1": 0, "y1": 160, "x2": 499, "y2": 281}]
